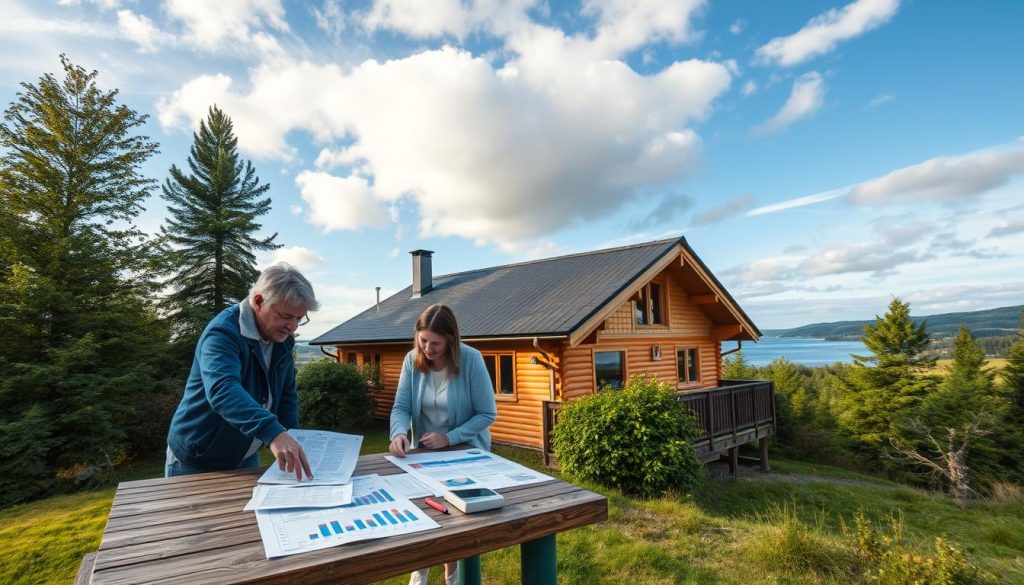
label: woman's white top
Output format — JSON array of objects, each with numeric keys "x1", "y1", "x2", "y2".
[{"x1": 419, "y1": 366, "x2": 450, "y2": 438}]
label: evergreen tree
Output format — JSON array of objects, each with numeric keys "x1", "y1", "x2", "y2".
[
  {"x1": 0, "y1": 56, "x2": 166, "y2": 504},
  {"x1": 837, "y1": 298, "x2": 938, "y2": 461},
  {"x1": 998, "y1": 311, "x2": 1024, "y2": 481},
  {"x1": 722, "y1": 350, "x2": 757, "y2": 379},
  {"x1": 915, "y1": 325, "x2": 1006, "y2": 484},
  {"x1": 160, "y1": 105, "x2": 279, "y2": 341}
]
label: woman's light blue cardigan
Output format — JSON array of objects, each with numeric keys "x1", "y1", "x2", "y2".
[{"x1": 389, "y1": 343, "x2": 498, "y2": 450}]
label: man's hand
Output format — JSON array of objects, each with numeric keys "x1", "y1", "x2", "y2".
[
  {"x1": 389, "y1": 434, "x2": 411, "y2": 457},
  {"x1": 269, "y1": 431, "x2": 313, "y2": 481},
  {"x1": 419, "y1": 432, "x2": 450, "y2": 450}
]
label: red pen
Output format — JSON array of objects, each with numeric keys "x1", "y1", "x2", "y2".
[{"x1": 424, "y1": 497, "x2": 449, "y2": 514}]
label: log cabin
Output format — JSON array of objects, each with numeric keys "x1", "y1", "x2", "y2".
[{"x1": 310, "y1": 237, "x2": 776, "y2": 470}]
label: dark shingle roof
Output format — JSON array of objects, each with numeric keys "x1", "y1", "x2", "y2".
[{"x1": 311, "y1": 238, "x2": 686, "y2": 345}]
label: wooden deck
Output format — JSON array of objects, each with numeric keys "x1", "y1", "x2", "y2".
[{"x1": 542, "y1": 380, "x2": 776, "y2": 468}]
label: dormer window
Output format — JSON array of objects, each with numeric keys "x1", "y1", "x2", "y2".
[{"x1": 634, "y1": 282, "x2": 664, "y2": 325}]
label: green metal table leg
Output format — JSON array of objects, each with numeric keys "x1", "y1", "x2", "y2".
[
  {"x1": 457, "y1": 555, "x2": 481, "y2": 585},
  {"x1": 521, "y1": 534, "x2": 557, "y2": 585}
]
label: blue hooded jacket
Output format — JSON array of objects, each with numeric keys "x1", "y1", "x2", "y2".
[{"x1": 167, "y1": 303, "x2": 297, "y2": 471}]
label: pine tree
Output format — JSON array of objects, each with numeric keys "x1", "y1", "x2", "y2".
[
  {"x1": 915, "y1": 325, "x2": 1006, "y2": 483},
  {"x1": 998, "y1": 311, "x2": 1024, "y2": 481},
  {"x1": 0, "y1": 56, "x2": 166, "y2": 504},
  {"x1": 722, "y1": 350, "x2": 757, "y2": 379},
  {"x1": 837, "y1": 298, "x2": 938, "y2": 460},
  {"x1": 160, "y1": 105, "x2": 280, "y2": 341}
]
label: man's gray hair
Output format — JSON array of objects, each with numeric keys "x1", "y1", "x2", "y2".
[{"x1": 249, "y1": 263, "x2": 320, "y2": 311}]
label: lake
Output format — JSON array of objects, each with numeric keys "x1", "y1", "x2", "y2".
[{"x1": 724, "y1": 337, "x2": 869, "y2": 367}]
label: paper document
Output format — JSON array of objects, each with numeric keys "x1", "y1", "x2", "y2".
[
  {"x1": 385, "y1": 449, "x2": 552, "y2": 490},
  {"x1": 255, "y1": 474, "x2": 439, "y2": 558},
  {"x1": 383, "y1": 473, "x2": 441, "y2": 499},
  {"x1": 244, "y1": 483, "x2": 354, "y2": 511},
  {"x1": 257, "y1": 429, "x2": 362, "y2": 485}
]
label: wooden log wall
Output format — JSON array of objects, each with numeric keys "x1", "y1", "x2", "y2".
[{"x1": 335, "y1": 341, "x2": 557, "y2": 449}]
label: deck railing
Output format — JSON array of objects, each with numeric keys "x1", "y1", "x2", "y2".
[{"x1": 542, "y1": 380, "x2": 776, "y2": 467}]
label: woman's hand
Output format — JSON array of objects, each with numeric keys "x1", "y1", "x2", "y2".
[
  {"x1": 389, "y1": 434, "x2": 411, "y2": 457},
  {"x1": 419, "y1": 432, "x2": 450, "y2": 449}
]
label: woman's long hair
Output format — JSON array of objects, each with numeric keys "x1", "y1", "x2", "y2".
[{"x1": 414, "y1": 304, "x2": 461, "y2": 376}]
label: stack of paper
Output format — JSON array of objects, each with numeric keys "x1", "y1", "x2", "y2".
[{"x1": 247, "y1": 430, "x2": 443, "y2": 558}]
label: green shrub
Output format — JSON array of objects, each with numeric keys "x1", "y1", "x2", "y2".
[
  {"x1": 745, "y1": 501, "x2": 850, "y2": 577},
  {"x1": 297, "y1": 360, "x2": 374, "y2": 432},
  {"x1": 846, "y1": 512, "x2": 996, "y2": 584},
  {"x1": 550, "y1": 375, "x2": 704, "y2": 497}
]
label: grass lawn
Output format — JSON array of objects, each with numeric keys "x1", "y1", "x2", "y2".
[{"x1": 3, "y1": 422, "x2": 1023, "y2": 585}]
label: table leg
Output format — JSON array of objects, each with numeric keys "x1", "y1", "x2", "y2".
[
  {"x1": 457, "y1": 555, "x2": 481, "y2": 585},
  {"x1": 521, "y1": 534, "x2": 556, "y2": 585}
]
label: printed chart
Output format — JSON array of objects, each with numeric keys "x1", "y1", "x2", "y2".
[{"x1": 255, "y1": 474, "x2": 439, "y2": 558}]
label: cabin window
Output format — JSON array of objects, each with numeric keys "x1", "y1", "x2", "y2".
[
  {"x1": 345, "y1": 352, "x2": 357, "y2": 364},
  {"x1": 362, "y1": 352, "x2": 381, "y2": 367},
  {"x1": 634, "y1": 282, "x2": 664, "y2": 326},
  {"x1": 482, "y1": 353, "x2": 516, "y2": 399},
  {"x1": 594, "y1": 351, "x2": 625, "y2": 390},
  {"x1": 677, "y1": 347, "x2": 700, "y2": 384}
]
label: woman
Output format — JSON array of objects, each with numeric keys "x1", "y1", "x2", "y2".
[{"x1": 389, "y1": 304, "x2": 497, "y2": 585}]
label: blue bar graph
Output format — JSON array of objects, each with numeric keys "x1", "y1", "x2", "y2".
[
  {"x1": 318, "y1": 524, "x2": 331, "y2": 538},
  {"x1": 404, "y1": 508, "x2": 418, "y2": 521},
  {"x1": 330, "y1": 521, "x2": 343, "y2": 534},
  {"x1": 380, "y1": 488, "x2": 395, "y2": 502},
  {"x1": 372, "y1": 513, "x2": 385, "y2": 526},
  {"x1": 381, "y1": 510, "x2": 398, "y2": 524},
  {"x1": 392, "y1": 508, "x2": 408, "y2": 522},
  {"x1": 355, "y1": 519, "x2": 366, "y2": 529}
]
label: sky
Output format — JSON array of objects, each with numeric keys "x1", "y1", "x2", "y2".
[{"x1": 2, "y1": 0, "x2": 1023, "y2": 340}]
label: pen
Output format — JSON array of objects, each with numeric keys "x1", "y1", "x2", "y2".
[{"x1": 424, "y1": 497, "x2": 449, "y2": 514}]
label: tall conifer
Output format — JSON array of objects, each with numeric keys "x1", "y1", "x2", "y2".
[
  {"x1": 0, "y1": 56, "x2": 165, "y2": 504},
  {"x1": 160, "y1": 105, "x2": 280, "y2": 340}
]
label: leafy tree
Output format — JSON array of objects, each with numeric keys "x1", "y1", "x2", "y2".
[
  {"x1": 159, "y1": 105, "x2": 279, "y2": 342},
  {"x1": 0, "y1": 56, "x2": 166, "y2": 504},
  {"x1": 297, "y1": 360, "x2": 374, "y2": 431},
  {"x1": 837, "y1": 298, "x2": 937, "y2": 461}
]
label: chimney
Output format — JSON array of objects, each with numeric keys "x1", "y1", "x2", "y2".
[
  {"x1": 410, "y1": 249, "x2": 434, "y2": 299},
  {"x1": 375, "y1": 286, "x2": 381, "y2": 314}
]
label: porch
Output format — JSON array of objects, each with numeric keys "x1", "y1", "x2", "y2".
[{"x1": 541, "y1": 380, "x2": 776, "y2": 474}]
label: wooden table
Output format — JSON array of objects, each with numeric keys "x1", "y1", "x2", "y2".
[{"x1": 88, "y1": 452, "x2": 608, "y2": 584}]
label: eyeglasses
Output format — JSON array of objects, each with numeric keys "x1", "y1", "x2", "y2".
[{"x1": 272, "y1": 307, "x2": 310, "y2": 326}]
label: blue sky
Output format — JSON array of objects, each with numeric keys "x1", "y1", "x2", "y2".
[{"x1": 2, "y1": 0, "x2": 1023, "y2": 339}]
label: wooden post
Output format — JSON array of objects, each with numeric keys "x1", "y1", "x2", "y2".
[
  {"x1": 521, "y1": 534, "x2": 557, "y2": 585},
  {"x1": 728, "y1": 446, "x2": 738, "y2": 477},
  {"x1": 457, "y1": 556, "x2": 482, "y2": 585},
  {"x1": 759, "y1": 437, "x2": 770, "y2": 472}
]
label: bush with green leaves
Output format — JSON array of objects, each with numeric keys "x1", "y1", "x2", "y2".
[
  {"x1": 297, "y1": 360, "x2": 374, "y2": 432},
  {"x1": 550, "y1": 375, "x2": 704, "y2": 497}
]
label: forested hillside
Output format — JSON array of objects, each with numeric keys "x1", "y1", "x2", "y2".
[{"x1": 765, "y1": 304, "x2": 1023, "y2": 340}]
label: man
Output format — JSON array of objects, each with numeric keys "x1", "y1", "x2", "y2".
[{"x1": 166, "y1": 263, "x2": 318, "y2": 480}]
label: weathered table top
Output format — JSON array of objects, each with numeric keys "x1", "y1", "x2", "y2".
[{"x1": 89, "y1": 452, "x2": 607, "y2": 584}]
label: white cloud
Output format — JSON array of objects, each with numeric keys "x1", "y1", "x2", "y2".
[
  {"x1": 266, "y1": 246, "x2": 326, "y2": 271},
  {"x1": 312, "y1": 0, "x2": 346, "y2": 40},
  {"x1": 755, "y1": 0, "x2": 900, "y2": 67},
  {"x1": 582, "y1": 0, "x2": 706, "y2": 55},
  {"x1": 747, "y1": 187, "x2": 845, "y2": 216},
  {"x1": 294, "y1": 170, "x2": 390, "y2": 232},
  {"x1": 741, "y1": 80, "x2": 757, "y2": 95},
  {"x1": 160, "y1": 40, "x2": 732, "y2": 248},
  {"x1": 289, "y1": 204, "x2": 302, "y2": 215},
  {"x1": 729, "y1": 19, "x2": 745, "y2": 35},
  {"x1": 117, "y1": 9, "x2": 173, "y2": 53},
  {"x1": 164, "y1": 0, "x2": 289, "y2": 52},
  {"x1": 361, "y1": 0, "x2": 481, "y2": 38},
  {"x1": 692, "y1": 195, "x2": 755, "y2": 226},
  {"x1": 848, "y1": 144, "x2": 1024, "y2": 204},
  {"x1": 989, "y1": 217, "x2": 1024, "y2": 238},
  {"x1": 752, "y1": 71, "x2": 824, "y2": 135},
  {"x1": 866, "y1": 93, "x2": 893, "y2": 108}
]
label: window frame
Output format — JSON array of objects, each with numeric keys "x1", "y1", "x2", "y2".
[
  {"x1": 633, "y1": 280, "x2": 667, "y2": 327},
  {"x1": 481, "y1": 351, "x2": 517, "y2": 401},
  {"x1": 593, "y1": 348, "x2": 627, "y2": 391},
  {"x1": 675, "y1": 346, "x2": 701, "y2": 387}
]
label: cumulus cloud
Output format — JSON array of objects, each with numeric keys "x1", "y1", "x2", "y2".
[
  {"x1": 692, "y1": 194, "x2": 755, "y2": 226},
  {"x1": 160, "y1": 37, "x2": 732, "y2": 248},
  {"x1": 755, "y1": 0, "x2": 900, "y2": 67},
  {"x1": 311, "y1": 0, "x2": 346, "y2": 40},
  {"x1": 266, "y1": 246, "x2": 326, "y2": 270},
  {"x1": 164, "y1": 0, "x2": 289, "y2": 51},
  {"x1": 294, "y1": 171, "x2": 390, "y2": 232},
  {"x1": 847, "y1": 144, "x2": 1024, "y2": 204},
  {"x1": 117, "y1": 9, "x2": 173, "y2": 52},
  {"x1": 752, "y1": 71, "x2": 825, "y2": 135},
  {"x1": 729, "y1": 19, "x2": 745, "y2": 35}
]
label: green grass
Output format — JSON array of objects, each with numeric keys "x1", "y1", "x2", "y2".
[{"x1": 4, "y1": 423, "x2": 1023, "y2": 585}]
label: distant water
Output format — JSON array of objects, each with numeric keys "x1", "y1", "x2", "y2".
[{"x1": 725, "y1": 337, "x2": 869, "y2": 367}]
